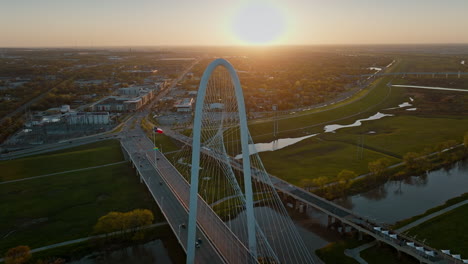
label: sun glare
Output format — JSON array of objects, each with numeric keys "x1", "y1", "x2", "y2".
[{"x1": 231, "y1": 2, "x2": 287, "y2": 45}]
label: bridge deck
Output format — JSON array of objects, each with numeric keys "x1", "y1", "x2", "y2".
[
  {"x1": 121, "y1": 134, "x2": 225, "y2": 264},
  {"x1": 122, "y1": 130, "x2": 257, "y2": 264}
]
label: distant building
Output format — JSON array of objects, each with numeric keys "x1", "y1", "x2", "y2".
[
  {"x1": 118, "y1": 86, "x2": 143, "y2": 96},
  {"x1": 61, "y1": 105, "x2": 71, "y2": 113},
  {"x1": 66, "y1": 112, "x2": 110, "y2": 125},
  {"x1": 174, "y1": 98, "x2": 194, "y2": 112},
  {"x1": 89, "y1": 86, "x2": 154, "y2": 112},
  {"x1": 74, "y1": 80, "x2": 104, "y2": 87}
]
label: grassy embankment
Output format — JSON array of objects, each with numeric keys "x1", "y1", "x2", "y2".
[
  {"x1": 403, "y1": 204, "x2": 468, "y2": 257},
  {"x1": 0, "y1": 140, "x2": 163, "y2": 257}
]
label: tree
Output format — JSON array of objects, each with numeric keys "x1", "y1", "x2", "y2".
[
  {"x1": 312, "y1": 176, "x2": 328, "y2": 189},
  {"x1": 93, "y1": 211, "x2": 125, "y2": 234},
  {"x1": 337, "y1": 169, "x2": 357, "y2": 184},
  {"x1": 403, "y1": 152, "x2": 420, "y2": 170},
  {"x1": 368, "y1": 158, "x2": 390, "y2": 177},
  {"x1": 93, "y1": 209, "x2": 154, "y2": 236},
  {"x1": 4, "y1": 245, "x2": 31, "y2": 264}
]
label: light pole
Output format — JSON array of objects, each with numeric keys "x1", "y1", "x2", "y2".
[
  {"x1": 178, "y1": 223, "x2": 184, "y2": 244},
  {"x1": 152, "y1": 128, "x2": 156, "y2": 163}
]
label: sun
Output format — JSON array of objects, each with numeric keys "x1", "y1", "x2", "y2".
[{"x1": 231, "y1": 2, "x2": 287, "y2": 45}]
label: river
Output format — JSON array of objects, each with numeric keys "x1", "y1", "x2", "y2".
[{"x1": 335, "y1": 159, "x2": 468, "y2": 224}]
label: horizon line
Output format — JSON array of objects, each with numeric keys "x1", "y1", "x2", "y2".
[{"x1": 2, "y1": 42, "x2": 468, "y2": 50}]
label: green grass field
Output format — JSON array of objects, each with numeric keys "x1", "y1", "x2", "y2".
[
  {"x1": 404, "y1": 204, "x2": 468, "y2": 257},
  {"x1": 259, "y1": 137, "x2": 400, "y2": 185},
  {"x1": 0, "y1": 140, "x2": 124, "y2": 182},
  {"x1": 320, "y1": 115, "x2": 468, "y2": 157},
  {"x1": 0, "y1": 142, "x2": 161, "y2": 255}
]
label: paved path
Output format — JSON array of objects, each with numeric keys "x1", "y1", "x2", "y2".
[
  {"x1": 396, "y1": 199, "x2": 468, "y2": 233},
  {"x1": 344, "y1": 241, "x2": 377, "y2": 264},
  {"x1": 0, "y1": 161, "x2": 127, "y2": 185},
  {"x1": 0, "y1": 222, "x2": 168, "y2": 263}
]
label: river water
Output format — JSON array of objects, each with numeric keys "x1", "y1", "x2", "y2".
[{"x1": 335, "y1": 159, "x2": 468, "y2": 224}]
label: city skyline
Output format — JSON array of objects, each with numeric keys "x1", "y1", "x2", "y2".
[{"x1": 1, "y1": 0, "x2": 468, "y2": 47}]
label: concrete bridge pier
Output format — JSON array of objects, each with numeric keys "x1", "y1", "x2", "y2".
[
  {"x1": 295, "y1": 201, "x2": 307, "y2": 214},
  {"x1": 327, "y1": 215, "x2": 334, "y2": 228},
  {"x1": 357, "y1": 230, "x2": 363, "y2": 241}
]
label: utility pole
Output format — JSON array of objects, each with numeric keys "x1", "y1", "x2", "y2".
[{"x1": 272, "y1": 104, "x2": 278, "y2": 138}]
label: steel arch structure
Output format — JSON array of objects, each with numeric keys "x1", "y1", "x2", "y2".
[{"x1": 187, "y1": 58, "x2": 257, "y2": 263}]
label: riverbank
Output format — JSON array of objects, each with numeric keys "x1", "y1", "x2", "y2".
[
  {"x1": 315, "y1": 164, "x2": 467, "y2": 263},
  {"x1": 312, "y1": 148, "x2": 467, "y2": 201},
  {"x1": 393, "y1": 192, "x2": 468, "y2": 230}
]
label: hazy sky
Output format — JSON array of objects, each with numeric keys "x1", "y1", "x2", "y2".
[{"x1": 1, "y1": 0, "x2": 467, "y2": 47}]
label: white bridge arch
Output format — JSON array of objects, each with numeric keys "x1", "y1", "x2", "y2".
[
  {"x1": 184, "y1": 58, "x2": 314, "y2": 264},
  {"x1": 187, "y1": 58, "x2": 257, "y2": 263}
]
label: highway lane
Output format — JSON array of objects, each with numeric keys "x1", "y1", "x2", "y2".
[{"x1": 122, "y1": 134, "x2": 226, "y2": 264}]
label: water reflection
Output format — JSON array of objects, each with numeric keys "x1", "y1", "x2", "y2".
[
  {"x1": 235, "y1": 134, "x2": 317, "y2": 159},
  {"x1": 226, "y1": 206, "x2": 339, "y2": 260},
  {"x1": 336, "y1": 160, "x2": 468, "y2": 224},
  {"x1": 324, "y1": 112, "x2": 393, "y2": 133}
]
